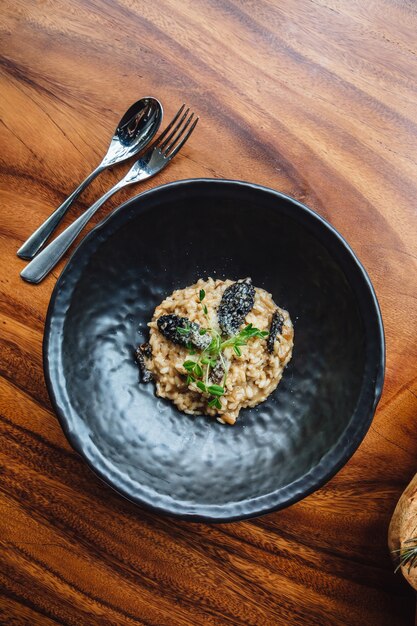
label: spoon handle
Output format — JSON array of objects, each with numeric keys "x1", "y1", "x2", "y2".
[
  {"x1": 20, "y1": 179, "x2": 126, "y2": 284},
  {"x1": 17, "y1": 163, "x2": 105, "y2": 260}
]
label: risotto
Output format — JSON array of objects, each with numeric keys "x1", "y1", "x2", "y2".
[{"x1": 136, "y1": 278, "x2": 294, "y2": 425}]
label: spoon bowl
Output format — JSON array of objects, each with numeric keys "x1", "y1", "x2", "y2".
[{"x1": 102, "y1": 97, "x2": 164, "y2": 166}]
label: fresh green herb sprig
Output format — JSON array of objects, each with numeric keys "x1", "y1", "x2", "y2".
[
  {"x1": 200, "y1": 289, "x2": 208, "y2": 315},
  {"x1": 392, "y1": 538, "x2": 417, "y2": 573},
  {"x1": 220, "y1": 323, "x2": 268, "y2": 356},
  {"x1": 182, "y1": 289, "x2": 268, "y2": 411}
]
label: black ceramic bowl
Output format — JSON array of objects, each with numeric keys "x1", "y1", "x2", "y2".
[{"x1": 44, "y1": 179, "x2": 384, "y2": 522}]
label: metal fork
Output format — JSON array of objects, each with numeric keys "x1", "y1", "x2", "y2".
[{"x1": 21, "y1": 106, "x2": 198, "y2": 284}]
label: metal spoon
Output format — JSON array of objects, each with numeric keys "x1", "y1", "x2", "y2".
[{"x1": 17, "y1": 97, "x2": 163, "y2": 259}]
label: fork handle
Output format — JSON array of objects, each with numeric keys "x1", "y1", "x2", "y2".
[
  {"x1": 20, "y1": 180, "x2": 126, "y2": 284},
  {"x1": 17, "y1": 163, "x2": 105, "y2": 260}
]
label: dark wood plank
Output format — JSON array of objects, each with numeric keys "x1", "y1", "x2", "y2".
[{"x1": 1, "y1": 0, "x2": 417, "y2": 624}]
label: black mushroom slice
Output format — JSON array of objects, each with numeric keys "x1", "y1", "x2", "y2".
[
  {"x1": 218, "y1": 278, "x2": 255, "y2": 337},
  {"x1": 157, "y1": 314, "x2": 211, "y2": 350},
  {"x1": 135, "y1": 343, "x2": 153, "y2": 383},
  {"x1": 267, "y1": 310, "x2": 284, "y2": 354}
]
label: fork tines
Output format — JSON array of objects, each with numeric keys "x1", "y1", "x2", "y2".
[{"x1": 152, "y1": 104, "x2": 199, "y2": 158}]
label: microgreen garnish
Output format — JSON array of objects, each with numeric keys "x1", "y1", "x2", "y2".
[
  {"x1": 221, "y1": 323, "x2": 269, "y2": 346},
  {"x1": 208, "y1": 397, "x2": 222, "y2": 409},
  {"x1": 184, "y1": 361, "x2": 202, "y2": 377},
  {"x1": 182, "y1": 294, "x2": 269, "y2": 414},
  {"x1": 177, "y1": 323, "x2": 191, "y2": 336},
  {"x1": 207, "y1": 384, "x2": 225, "y2": 396},
  {"x1": 184, "y1": 360, "x2": 199, "y2": 374},
  {"x1": 201, "y1": 356, "x2": 217, "y2": 367}
]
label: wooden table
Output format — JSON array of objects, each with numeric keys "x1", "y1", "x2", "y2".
[{"x1": 1, "y1": 1, "x2": 417, "y2": 624}]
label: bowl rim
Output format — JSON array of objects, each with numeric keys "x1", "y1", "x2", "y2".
[{"x1": 43, "y1": 178, "x2": 385, "y2": 522}]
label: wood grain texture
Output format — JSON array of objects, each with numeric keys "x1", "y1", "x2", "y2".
[{"x1": 1, "y1": 0, "x2": 417, "y2": 624}]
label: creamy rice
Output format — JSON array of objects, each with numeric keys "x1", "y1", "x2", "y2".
[{"x1": 145, "y1": 278, "x2": 294, "y2": 425}]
